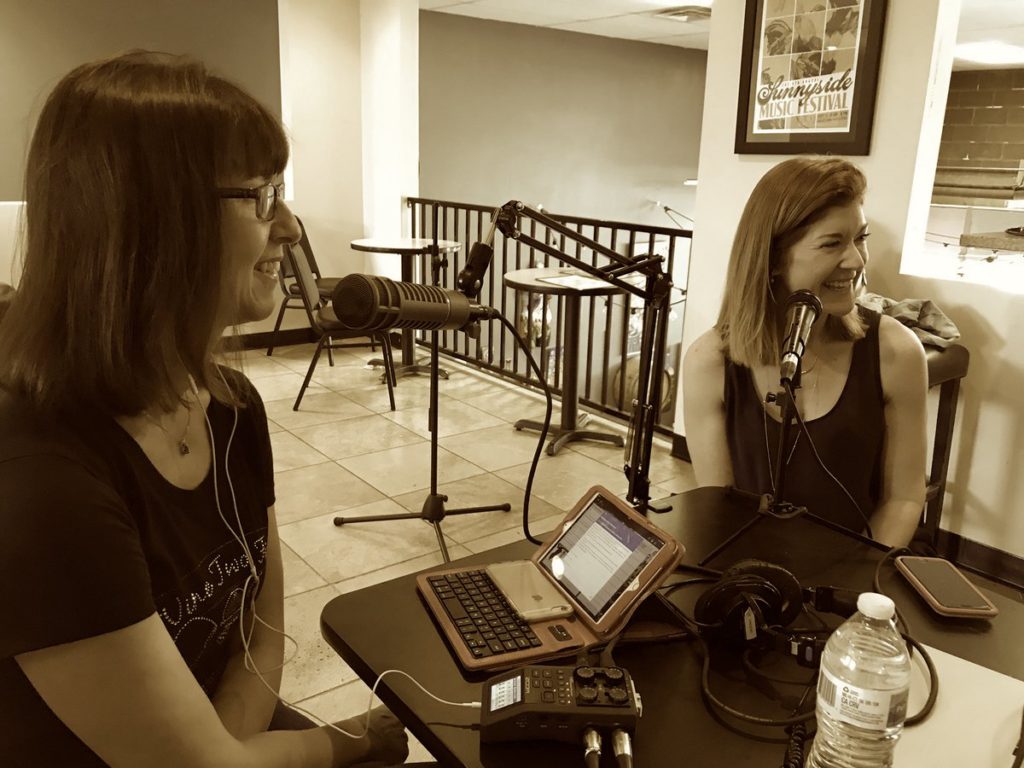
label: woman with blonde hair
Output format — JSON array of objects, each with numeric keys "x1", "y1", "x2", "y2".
[
  {"x1": 683, "y1": 156, "x2": 927, "y2": 547},
  {"x1": 0, "y1": 52, "x2": 408, "y2": 767}
]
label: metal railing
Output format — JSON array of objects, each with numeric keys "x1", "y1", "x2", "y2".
[{"x1": 406, "y1": 197, "x2": 692, "y2": 434}]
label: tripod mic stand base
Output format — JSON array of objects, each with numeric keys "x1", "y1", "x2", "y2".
[{"x1": 333, "y1": 496, "x2": 512, "y2": 563}]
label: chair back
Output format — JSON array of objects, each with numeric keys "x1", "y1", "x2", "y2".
[
  {"x1": 293, "y1": 216, "x2": 323, "y2": 279},
  {"x1": 284, "y1": 245, "x2": 326, "y2": 334},
  {"x1": 920, "y1": 343, "x2": 970, "y2": 547}
]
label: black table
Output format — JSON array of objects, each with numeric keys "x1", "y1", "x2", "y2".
[
  {"x1": 503, "y1": 268, "x2": 625, "y2": 455},
  {"x1": 350, "y1": 237, "x2": 462, "y2": 379},
  {"x1": 320, "y1": 487, "x2": 1023, "y2": 767}
]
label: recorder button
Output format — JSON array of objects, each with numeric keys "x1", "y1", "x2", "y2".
[{"x1": 548, "y1": 624, "x2": 572, "y2": 641}]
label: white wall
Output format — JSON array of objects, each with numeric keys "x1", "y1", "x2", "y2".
[
  {"x1": 677, "y1": 0, "x2": 1024, "y2": 556},
  {"x1": 359, "y1": 0, "x2": 420, "y2": 278},
  {"x1": 237, "y1": 0, "x2": 366, "y2": 336},
  {"x1": 419, "y1": 13, "x2": 705, "y2": 228}
]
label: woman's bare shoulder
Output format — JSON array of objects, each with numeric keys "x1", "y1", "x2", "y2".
[
  {"x1": 684, "y1": 328, "x2": 726, "y2": 371},
  {"x1": 876, "y1": 314, "x2": 926, "y2": 366}
]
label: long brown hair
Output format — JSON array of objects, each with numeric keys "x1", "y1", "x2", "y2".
[
  {"x1": 0, "y1": 51, "x2": 288, "y2": 415},
  {"x1": 716, "y1": 155, "x2": 867, "y2": 368}
]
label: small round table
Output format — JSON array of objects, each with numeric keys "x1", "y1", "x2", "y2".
[
  {"x1": 349, "y1": 237, "x2": 462, "y2": 379},
  {"x1": 504, "y1": 267, "x2": 626, "y2": 456}
]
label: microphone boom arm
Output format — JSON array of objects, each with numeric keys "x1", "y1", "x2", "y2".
[{"x1": 496, "y1": 200, "x2": 674, "y2": 514}]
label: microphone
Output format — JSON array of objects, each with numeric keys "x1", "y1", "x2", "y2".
[
  {"x1": 779, "y1": 289, "x2": 822, "y2": 385},
  {"x1": 331, "y1": 274, "x2": 497, "y2": 333},
  {"x1": 455, "y1": 208, "x2": 501, "y2": 301}
]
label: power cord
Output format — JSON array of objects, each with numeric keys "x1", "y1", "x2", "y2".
[{"x1": 495, "y1": 313, "x2": 554, "y2": 546}]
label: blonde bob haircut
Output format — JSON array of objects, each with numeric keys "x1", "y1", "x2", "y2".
[
  {"x1": 716, "y1": 155, "x2": 868, "y2": 369},
  {"x1": 0, "y1": 51, "x2": 289, "y2": 417}
]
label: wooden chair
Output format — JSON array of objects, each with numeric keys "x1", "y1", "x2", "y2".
[
  {"x1": 285, "y1": 245, "x2": 396, "y2": 412},
  {"x1": 919, "y1": 343, "x2": 970, "y2": 548}
]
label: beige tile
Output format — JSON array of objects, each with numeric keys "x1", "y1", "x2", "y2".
[
  {"x1": 273, "y1": 462, "x2": 386, "y2": 525},
  {"x1": 463, "y1": 513, "x2": 563, "y2": 554},
  {"x1": 391, "y1": 473, "x2": 562, "y2": 546},
  {"x1": 437, "y1": 374, "x2": 508, "y2": 403},
  {"x1": 382, "y1": 396, "x2": 505, "y2": 439},
  {"x1": 281, "y1": 585, "x2": 359, "y2": 702},
  {"x1": 458, "y1": 385, "x2": 557, "y2": 424},
  {"x1": 281, "y1": 541, "x2": 327, "y2": 598},
  {"x1": 311, "y1": 360, "x2": 390, "y2": 392},
  {"x1": 291, "y1": 414, "x2": 424, "y2": 461},
  {"x1": 252, "y1": 371, "x2": 328, "y2": 404},
  {"x1": 279, "y1": 501, "x2": 461, "y2": 583},
  {"x1": 265, "y1": 391, "x2": 374, "y2": 431},
  {"x1": 295, "y1": 682, "x2": 438, "y2": 764},
  {"x1": 495, "y1": 451, "x2": 629, "y2": 511},
  {"x1": 332, "y1": 547, "x2": 473, "y2": 595},
  {"x1": 229, "y1": 355, "x2": 293, "y2": 381},
  {"x1": 342, "y1": 376, "x2": 435, "y2": 414},
  {"x1": 267, "y1": 418, "x2": 284, "y2": 434},
  {"x1": 270, "y1": 431, "x2": 332, "y2": 472},
  {"x1": 655, "y1": 459, "x2": 698, "y2": 494},
  {"x1": 338, "y1": 443, "x2": 485, "y2": 497},
  {"x1": 269, "y1": 343, "x2": 365, "y2": 374},
  {"x1": 439, "y1": 424, "x2": 550, "y2": 472},
  {"x1": 569, "y1": 436, "x2": 693, "y2": 487}
]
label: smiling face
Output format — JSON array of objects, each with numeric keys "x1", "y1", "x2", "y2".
[
  {"x1": 776, "y1": 201, "x2": 868, "y2": 319},
  {"x1": 217, "y1": 176, "x2": 301, "y2": 328}
]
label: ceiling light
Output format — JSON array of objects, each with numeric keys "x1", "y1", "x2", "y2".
[
  {"x1": 955, "y1": 41, "x2": 1024, "y2": 66},
  {"x1": 654, "y1": 4, "x2": 713, "y2": 23}
]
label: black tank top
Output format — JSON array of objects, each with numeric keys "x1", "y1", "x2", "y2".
[{"x1": 724, "y1": 310, "x2": 884, "y2": 535}]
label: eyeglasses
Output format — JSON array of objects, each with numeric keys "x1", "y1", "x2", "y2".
[{"x1": 217, "y1": 182, "x2": 285, "y2": 222}]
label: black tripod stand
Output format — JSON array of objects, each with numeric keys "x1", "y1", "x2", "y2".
[
  {"x1": 697, "y1": 373, "x2": 880, "y2": 567},
  {"x1": 333, "y1": 224, "x2": 511, "y2": 563}
]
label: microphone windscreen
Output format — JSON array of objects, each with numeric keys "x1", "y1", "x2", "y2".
[
  {"x1": 786, "y1": 289, "x2": 822, "y2": 315},
  {"x1": 333, "y1": 274, "x2": 385, "y2": 329}
]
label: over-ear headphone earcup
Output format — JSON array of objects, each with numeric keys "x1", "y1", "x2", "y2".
[
  {"x1": 723, "y1": 560, "x2": 803, "y2": 627},
  {"x1": 693, "y1": 560, "x2": 803, "y2": 646}
]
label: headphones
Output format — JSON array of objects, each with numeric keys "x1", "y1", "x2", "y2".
[{"x1": 693, "y1": 559, "x2": 859, "y2": 668}]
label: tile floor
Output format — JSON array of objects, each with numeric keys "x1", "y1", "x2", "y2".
[{"x1": 238, "y1": 341, "x2": 697, "y2": 761}]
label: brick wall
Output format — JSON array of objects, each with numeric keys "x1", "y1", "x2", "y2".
[
  {"x1": 935, "y1": 69, "x2": 1024, "y2": 203},
  {"x1": 941, "y1": 68, "x2": 1024, "y2": 166}
]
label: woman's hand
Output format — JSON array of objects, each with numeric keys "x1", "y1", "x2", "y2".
[{"x1": 337, "y1": 705, "x2": 409, "y2": 767}]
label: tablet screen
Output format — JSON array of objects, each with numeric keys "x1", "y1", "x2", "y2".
[{"x1": 538, "y1": 493, "x2": 664, "y2": 621}]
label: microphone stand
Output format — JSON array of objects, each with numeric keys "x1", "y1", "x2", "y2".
[
  {"x1": 697, "y1": 370, "x2": 887, "y2": 567},
  {"x1": 334, "y1": 206, "x2": 511, "y2": 562}
]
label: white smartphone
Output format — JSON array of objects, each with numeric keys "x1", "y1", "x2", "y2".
[{"x1": 486, "y1": 559, "x2": 574, "y2": 622}]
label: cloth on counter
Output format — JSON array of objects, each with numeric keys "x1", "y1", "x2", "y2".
[{"x1": 857, "y1": 292, "x2": 961, "y2": 348}]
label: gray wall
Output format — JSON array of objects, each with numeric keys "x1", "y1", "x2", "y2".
[
  {"x1": 419, "y1": 12, "x2": 707, "y2": 227},
  {"x1": 0, "y1": 0, "x2": 282, "y2": 201}
]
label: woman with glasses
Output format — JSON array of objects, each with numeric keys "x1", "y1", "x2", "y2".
[
  {"x1": 682, "y1": 156, "x2": 928, "y2": 549},
  {"x1": 0, "y1": 52, "x2": 409, "y2": 767}
]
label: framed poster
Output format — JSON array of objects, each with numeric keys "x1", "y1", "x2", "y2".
[{"x1": 735, "y1": 0, "x2": 888, "y2": 155}]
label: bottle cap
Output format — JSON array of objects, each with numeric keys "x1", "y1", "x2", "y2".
[{"x1": 857, "y1": 592, "x2": 896, "y2": 620}]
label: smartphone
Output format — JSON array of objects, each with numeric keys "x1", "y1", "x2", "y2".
[
  {"x1": 486, "y1": 559, "x2": 573, "y2": 622},
  {"x1": 894, "y1": 556, "x2": 999, "y2": 618}
]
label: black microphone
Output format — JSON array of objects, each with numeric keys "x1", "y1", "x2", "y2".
[
  {"x1": 331, "y1": 274, "x2": 497, "y2": 332},
  {"x1": 779, "y1": 289, "x2": 822, "y2": 385},
  {"x1": 455, "y1": 207, "x2": 501, "y2": 301}
]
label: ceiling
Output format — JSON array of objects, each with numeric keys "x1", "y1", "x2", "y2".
[{"x1": 420, "y1": 0, "x2": 1024, "y2": 63}]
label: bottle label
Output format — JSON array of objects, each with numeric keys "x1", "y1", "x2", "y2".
[{"x1": 817, "y1": 667, "x2": 909, "y2": 731}]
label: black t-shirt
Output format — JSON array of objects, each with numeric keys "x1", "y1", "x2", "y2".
[
  {"x1": 724, "y1": 309, "x2": 885, "y2": 535},
  {"x1": 0, "y1": 369, "x2": 275, "y2": 766}
]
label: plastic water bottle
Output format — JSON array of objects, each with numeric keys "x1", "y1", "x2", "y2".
[{"x1": 806, "y1": 593, "x2": 911, "y2": 768}]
